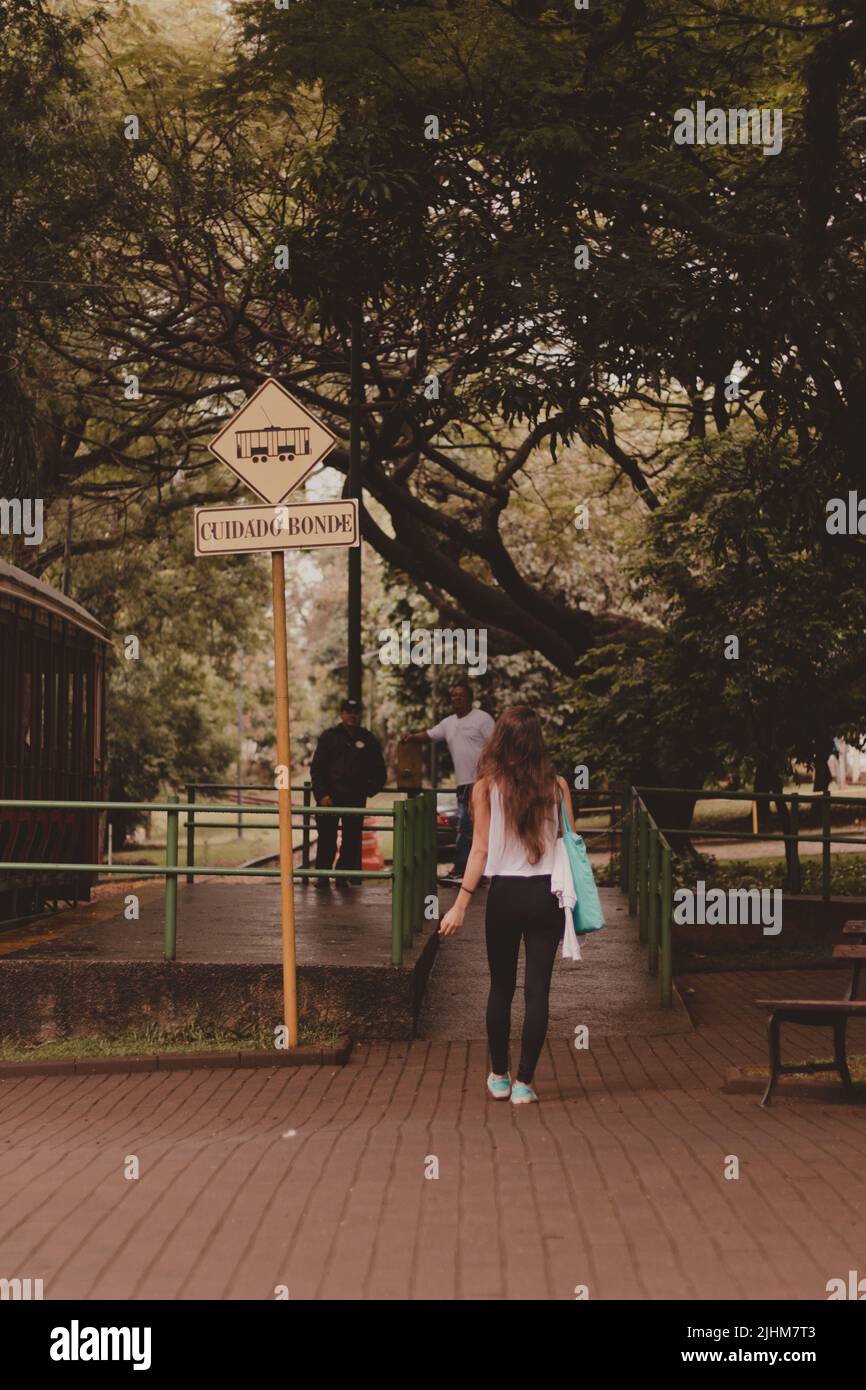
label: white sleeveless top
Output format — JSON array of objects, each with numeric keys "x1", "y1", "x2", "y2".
[{"x1": 484, "y1": 781, "x2": 558, "y2": 877}]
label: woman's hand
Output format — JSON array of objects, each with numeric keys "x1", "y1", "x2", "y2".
[{"x1": 439, "y1": 905, "x2": 465, "y2": 936}]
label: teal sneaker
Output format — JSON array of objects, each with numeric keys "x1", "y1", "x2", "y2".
[
  {"x1": 511, "y1": 1082, "x2": 538, "y2": 1105},
  {"x1": 486, "y1": 1071, "x2": 512, "y2": 1100}
]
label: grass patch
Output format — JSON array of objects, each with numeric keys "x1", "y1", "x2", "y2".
[
  {"x1": 0, "y1": 1020, "x2": 344, "y2": 1063},
  {"x1": 674, "y1": 851, "x2": 866, "y2": 897},
  {"x1": 739, "y1": 1056, "x2": 866, "y2": 1084},
  {"x1": 689, "y1": 783, "x2": 866, "y2": 831},
  {"x1": 675, "y1": 942, "x2": 836, "y2": 973}
]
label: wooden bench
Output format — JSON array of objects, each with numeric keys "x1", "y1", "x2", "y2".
[{"x1": 755, "y1": 923, "x2": 866, "y2": 1106}]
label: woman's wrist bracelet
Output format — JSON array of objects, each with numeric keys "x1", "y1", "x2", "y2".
[{"x1": 458, "y1": 884, "x2": 475, "y2": 896}]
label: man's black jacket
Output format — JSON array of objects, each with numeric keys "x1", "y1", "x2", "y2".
[{"x1": 310, "y1": 724, "x2": 387, "y2": 805}]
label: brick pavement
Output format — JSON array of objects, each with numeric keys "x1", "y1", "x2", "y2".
[{"x1": 2, "y1": 965, "x2": 865, "y2": 1301}]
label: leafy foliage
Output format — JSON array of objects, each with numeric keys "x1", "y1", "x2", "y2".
[{"x1": 563, "y1": 429, "x2": 866, "y2": 793}]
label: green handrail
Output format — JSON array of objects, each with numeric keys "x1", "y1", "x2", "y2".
[
  {"x1": 407, "y1": 797, "x2": 417, "y2": 944},
  {"x1": 391, "y1": 800, "x2": 405, "y2": 965},
  {"x1": 634, "y1": 783, "x2": 866, "y2": 900},
  {"x1": 789, "y1": 792, "x2": 801, "y2": 894},
  {"x1": 619, "y1": 781, "x2": 630, "y2": 894},
  {"x1": 186, "y1": 785, "x2": 196, "y2": 886},
  {"x1": 660, "y1": 845, "x2": 673, "y2": 1007},
  {"x1": 0, "y1": 792, "x2": 436, "y2": 968},
  {"x1": 625, "y1": 780, "x2": 866, "y2": 1006},
  {"x1": 628, "y1": 791, "x2": 674, "y2": 1007},
  {"x1": 164, "y1": 795, "x2": 179, "y2": 961},
  {"x1": 638, "y1": 807, "x2": 649, "y2": 947},
  {"x1": 822, "y1": 791, "x2": 831, "y2": 901},
  {"x1": 648, "y1": 826, "x2": 660, "y2": 977},
  {"x1": 301, "y1": 782, "x2": 312, "y2": 869},
  {"x1": 628, "y1": 790, "x2": 639, "y2": 916}
]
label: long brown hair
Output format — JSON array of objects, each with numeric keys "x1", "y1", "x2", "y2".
[{"x1": 476, "y1": 705, "x2": 557, "y2": 864}]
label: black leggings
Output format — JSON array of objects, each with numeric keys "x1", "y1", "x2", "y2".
[{"x1": 485, "y1": 874, "x2": 564, "y2": 1084}]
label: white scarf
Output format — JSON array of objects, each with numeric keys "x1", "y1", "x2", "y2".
[{"x1": 551, "y1": 838, "x2": 581, "y2": 960}]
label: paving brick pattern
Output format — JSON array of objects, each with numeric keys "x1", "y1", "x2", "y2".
[{"x1": 2, "y1": 964, "x2": 865, "y2": 1301}]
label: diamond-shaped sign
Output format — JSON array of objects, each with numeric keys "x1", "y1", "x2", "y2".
[{"x1": 208, "y1": 378, "x2": 339, "y2": 504}]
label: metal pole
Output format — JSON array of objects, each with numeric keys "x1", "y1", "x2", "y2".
[
  {"x1": 302, "y1": 781, "x2": 311, "y2": 870},
  {"x1": 186, "y1": 785, "x2": 196, "y2": 886},
  {"x1": 648, "y1": 826, "x2": 660, "y2": 975},
  {"x1": 638, "y1": 806, "x2": 649, "y2": 945},
  {"x1": 660, "y1": 845, "x2": 673, "y2": 1006},
  {"x1": 789, "y1": 792, "x2": 801, "y2": 894},
  {"x1": 619, "y1": 783, "x2": 629, "y2": 892},
  {"x1": 164, "y1": 794, "x2": 179, "y2": 961},
  {"x1": 822, "y1": 790, "x2": 831, "y2": 901},
  {"x1": 427, "y1": 789, "x2": 437, "y2": 897},
  {"x1": 621, "y1": 817, "x2": 630, "y2": 894},
  {"x1": 402, "y1": 797, "x2": 414, "y2": 951},
  {"x1": 272, "y1": 552, "x2": 299, "y2": 1044},
  {"x1": 391, "y1": 801, "x2": 404, "y2": 965},
  {"x1": 348, "y1": 307, "x2": 363, "y2": 703},
  {"x1": 237, "y1": 645, "x2": 244, "y2": 839},
  {"x1": 413, "y1": 795, "x2": 424, "y2": 932},
  {"x1": 609, "y1": 791, "x2": 616, "y2": 880}
]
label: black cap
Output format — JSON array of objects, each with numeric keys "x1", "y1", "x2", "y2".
[{"x1": 341, "y1": 698, "x2": 361, "y2": 712}]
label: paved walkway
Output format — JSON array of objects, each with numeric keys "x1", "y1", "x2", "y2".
[
  {"x1": 0, "y1": 878, "x2": 402, "y2": 967},
  {"x1": 2, "y1": 965, "x2": 865, "y2": 1300},
  {"x1": 421, "y1": 886, "x2": 692, "y2": 1040}
]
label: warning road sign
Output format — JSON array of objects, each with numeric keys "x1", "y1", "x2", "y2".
[
  {"x1": 197, "y1": 379, "x2": 356, "y2": 1052},
  {"x1": 194, "y1": 499, "x2": 359, "y2": 556},
  {"x1": 208, "y1": 378, "x2": 338, "y2": 504}
]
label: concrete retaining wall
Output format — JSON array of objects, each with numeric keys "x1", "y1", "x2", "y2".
[{"x1": 0, "y1": 931, "x2": 440, "y2": 1044}]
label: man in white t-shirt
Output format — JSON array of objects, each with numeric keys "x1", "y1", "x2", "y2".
[{"x1": 404, "y1": 681, "x2": 495, "y2": 883}]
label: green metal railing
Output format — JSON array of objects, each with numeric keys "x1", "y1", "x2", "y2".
[
  {"x1": 625, "y1": 784, "x2": 866, "y2": 1007},
  {"x1": 0, "y1": 791, "x2": 437, "y2": 968},
  {"x1": 634, "y1": 786, "x2": 866, "y2": 902},
  {"x1": 183, "y1": 781, "x2": 424, "y2": 883},
  {"x1": 625, "y1": 790, "x2": 674, "y2": 1007}
]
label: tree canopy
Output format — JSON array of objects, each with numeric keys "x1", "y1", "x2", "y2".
[{"x1": 3, "y1": 0, "x2": 866, "y2": 800}]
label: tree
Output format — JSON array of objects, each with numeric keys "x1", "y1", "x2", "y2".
[
  {"x1": 0, "y1": 0, "x2": 119, "y2": 498},
  {"x1": 68, "y1": 499, "x2": 270, "y2": 841},
  {"x1": 39, "y1": 0, "x2": 859, "y2": 670},
  {"x1": 7, "y1": 0, "x2": 866, "y2": 801},
  {"x1": 565, "y1": 427, "x2": 866, "y2": 834}
]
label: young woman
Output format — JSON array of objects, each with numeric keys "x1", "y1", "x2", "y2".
[{"x1": 439, "y1": 705, "x2": 575, "y2": 1105}]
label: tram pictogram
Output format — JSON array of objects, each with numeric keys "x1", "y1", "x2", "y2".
[{"x1": 236, "y1": 426, "x2": 311, "y2": 466}]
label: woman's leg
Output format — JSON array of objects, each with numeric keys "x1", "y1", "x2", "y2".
[
  {"x1": 485, "y1": 879, "x2": 522, "y2": 1075},
  {"x1": 516, "y1": 881, "x2": 564, "y2": 1084}
]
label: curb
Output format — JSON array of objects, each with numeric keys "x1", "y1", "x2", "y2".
[
  {"x1": 723, "y1": 1067, "x2": 866, "y2": 1103},
  {"x1": 0, "y1": 1035, "x2": 352, "y2": 1077}
]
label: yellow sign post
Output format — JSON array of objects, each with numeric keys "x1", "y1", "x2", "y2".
[
  {"x1": 197, "y1": 379, "x2": 357, "y2": 1048},
  {"x1": 271, "y1": 551, "x2": 297, "y2": 1042}
]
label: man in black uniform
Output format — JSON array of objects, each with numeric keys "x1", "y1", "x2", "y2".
[{"x1": 310, "y1": 698, "x2": 387, "y2": 887}]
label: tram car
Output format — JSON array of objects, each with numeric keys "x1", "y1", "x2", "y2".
[
  {"x1": 0, "y1": 560, "x2": 109, "y2": 926},
  {"x1": 236, "y1": 425, "x2": 310, "y2": 465}
]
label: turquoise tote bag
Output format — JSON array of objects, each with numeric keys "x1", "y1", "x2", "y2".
[{"x1": 559, "y1": 793, "x2": 605, "y2": 934}]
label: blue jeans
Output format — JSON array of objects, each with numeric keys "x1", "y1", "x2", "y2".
[{"x1": 453, "y1": 783, "x2": 474, "y2": 875}]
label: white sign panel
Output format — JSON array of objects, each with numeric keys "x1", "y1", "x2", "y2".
[
  {"x1": 208, "y1": 378, "x2": 339, "y2": 504},
  {"x1": 194, "y1": 499, "x2": 359, "y2": 557}
]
